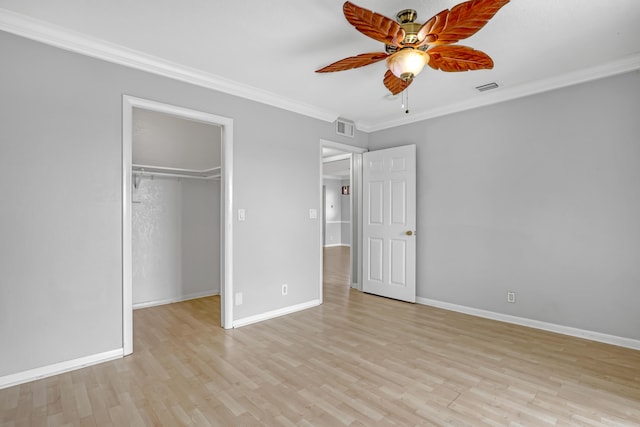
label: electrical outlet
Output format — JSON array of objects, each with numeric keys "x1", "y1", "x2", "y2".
[
  {"x1": 235, "y1": 292, "x2": 243, "y2": 306},
  {"x1": 282, "y1": 284, "x2": 288, "y2": 296},
  {"x1": 507, "y1": 291, "x2": 516, "y2": 303}
]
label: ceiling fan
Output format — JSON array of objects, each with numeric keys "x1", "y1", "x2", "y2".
[{"x1": 316, "y1": 0, "x2": 510, "y2": 95}]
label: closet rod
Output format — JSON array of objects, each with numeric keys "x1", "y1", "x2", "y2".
[
  {"x1": 133, "y1": 171, "x2": 220, "y2": 180},
  {"x1": 132, "y1": 164, "x2": 220, "y2": 180}
]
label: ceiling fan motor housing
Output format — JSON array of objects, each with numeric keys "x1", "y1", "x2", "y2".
[
  {"x1": 385, "y1": 9, "x2": 427, "y2": 53},
  {"x1": 396, "y1": 8, "x2": 417, "y2": 23}
]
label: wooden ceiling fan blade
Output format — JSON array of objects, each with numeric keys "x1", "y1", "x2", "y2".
[
  {"x1": 416, "y1": 10, "x2": 448, "y2": 46},
  {"x1": 427, "y1": 45, "x2": 494, "y2": 72},
  {"x1": 417, "y1": 0, "x2": 509, "y2": 46},
  {"x1": 383, "y1": 70, "x2": 412, "y2": 95},
  {"x1": 315, "y1": 52, "x2": 389, "y2": 73},
  {"x1": 343, "y1": 1, "x2": 405, "y2": 46}
]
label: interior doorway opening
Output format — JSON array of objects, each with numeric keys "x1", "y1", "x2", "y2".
[
  {"x1": 131, "y1": 108, "x2": 221, "y2": 311},
  {"x1": 320, "y1": 140, "x2": 366, "y2": 293},
  {"x1": 323, "y1": 155, "x2": 352, "y2": 290},
  {"x1": 123, "y1": 96, "x2": 234, "y2": 356}
]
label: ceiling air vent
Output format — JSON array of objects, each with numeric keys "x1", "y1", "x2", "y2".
[
  {"x1": 336, "y1": 118, "x2": 355, "y2": 138},
  {"x1": 475, "y1": 82, "x2": 500, "y2": 92}
]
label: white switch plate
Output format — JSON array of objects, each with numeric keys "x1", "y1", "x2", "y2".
[
  {"x1": 235, "y1": 292, "x2": 243, "y2": 305},
  {"x1": 309, "y1": 208, "x2": 317, "y2": 219},
  {"x1": 238, "y1": 209, "x2": 246, "y2": 221}
]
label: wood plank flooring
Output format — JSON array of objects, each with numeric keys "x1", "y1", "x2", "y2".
[{"x1": 1, "y1": 246, "x2": 639, "y2": 426}]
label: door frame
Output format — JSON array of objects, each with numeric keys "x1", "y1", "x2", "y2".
[
  {"x1": 320, "y1": 139, "x2": 367, "y2": 292},
  {"x1": 122, "y1": 95, "x2": 234, "y2": 356}
]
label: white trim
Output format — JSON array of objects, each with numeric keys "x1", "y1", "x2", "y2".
[
  {"x1": 221, "y1": 115, "x2": 234, "y2": 330},
  {"x1": 325, "y1": 220, "x2": 350, "y2": 224},
  {"x1": 123, "y1": 95, "x2": 234, "y2": 357},
  {"x1": 2, "y1": 9, "x2": 638, "y2": 133},
  {"x1": 132, "y1": 291, "x2": 220, "y2": 310},
  {"x1": 320, "y1": 140, "x2": 368, "y2": 154},
  {"x1": 323, "y1": 244, "x2": 351, "y2": 248},
  {"x1": 318, "y1": 143, "x2": 325, "y2": 305},
  {"x1": 323, "y1": 153, "x2": 352, "y2": 163},
  {"x1": 0, "y1": 8, "x2": 338, "y2": 124},
  {"x1": 351, "y1": 153, "x2": 363, "y2": 292},
  {"x1": 417, "y1": 297, "x2": 640, "y2": 351},
  {"x1": 0, "y1": 349, "x2": 123, "y2": 390},
  {"x1": 361, "y1": 53, "x2": 640, "y2": 132},
  {"x1": 122, "y1": 98, "x2": 133, "y2": 356},
  {"x1": 233, "y1": 299, "x2": 321, "y2": 328}
]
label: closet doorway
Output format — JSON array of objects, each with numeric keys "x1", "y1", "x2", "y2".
[
  {"x1": 123, "y1": 96, "x2": 234, "y2": 356},
  {"x1": 132, "y1": 108, "x2": 220, "y2": 308}
]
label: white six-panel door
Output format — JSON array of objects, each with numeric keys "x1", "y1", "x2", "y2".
[{"x1": 362, "y1": 145, "x2": 416, "y2": 302}]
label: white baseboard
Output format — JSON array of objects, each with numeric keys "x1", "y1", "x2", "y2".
[
  {"x1": 133, "y1": 290, "x2": 220, "y2": 310},
  {"x1": 416, "y1": 297, "x2": 640, "y2": 351},
  {"x1": 0, "y1": 348, "x2": 123, "y2": 390},
  {"x1": 323, "y1": 244, "x2": 351, "y2": 248},
  {"x1": 233, "y1": 299, "x2": 321, "y2": 328}
]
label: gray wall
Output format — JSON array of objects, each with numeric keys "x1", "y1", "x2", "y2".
[
  {"x1": 0, "y1": 30, "x2": 367, "y2": 377},
  {"x1": 181, "y1": 179, "x2": 221, "y2": 299},
  {"x1": 4, "y1": 23, "x2": 635, "y2": 382},
  {"x1": 369, "y1": 70, "x2": 640, "y2": 340}
]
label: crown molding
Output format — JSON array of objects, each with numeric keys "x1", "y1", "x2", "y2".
[
  {"x1": 0, "y1": 8, "x2": 339, "y2": 124},
  {"x1": 3, "y1": 8, "x2": 639, "y2": 134},
  {"x1": 360, "y1": 52, "x2": 640, "y2": 132}
]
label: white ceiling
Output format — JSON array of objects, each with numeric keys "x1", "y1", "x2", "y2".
[{"x1": 1, "y1": 1, "x2": 639, "y2": 131}]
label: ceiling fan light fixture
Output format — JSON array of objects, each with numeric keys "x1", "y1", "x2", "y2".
[
  {"x1": 387, "y1": 48, "x2": 429, "y2": 82},
  {"x1": 318, "y1": 1, "x2": 510, "y2": 96}
]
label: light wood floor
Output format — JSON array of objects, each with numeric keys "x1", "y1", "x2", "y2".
[{"x1": 2, "y1": 246, "x2": 639, "y2": 426}]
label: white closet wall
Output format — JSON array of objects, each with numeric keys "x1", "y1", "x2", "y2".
[{"x1": 133, "y1": 176, "x2": 220, "y2": 308}]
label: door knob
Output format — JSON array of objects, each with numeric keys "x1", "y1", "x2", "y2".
[{"x1": 405, "y1": 230, "x2": 413, "y2": 236}]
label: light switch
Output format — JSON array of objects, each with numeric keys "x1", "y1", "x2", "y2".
[
  {"x1": 309, "y1": 208, "x2": 318, "y2": 219},
  {"x1": 238, "y1": 209, "x2": 246, "y2": 221}
]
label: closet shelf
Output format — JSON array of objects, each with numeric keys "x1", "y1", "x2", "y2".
[{"x1": 132, "y1": 164, "x2": 220, "y2": 180}]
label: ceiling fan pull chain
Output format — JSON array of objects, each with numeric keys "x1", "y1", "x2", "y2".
[{"x1": 402, "y1": 88, "x2": 410, "y2": 114}]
